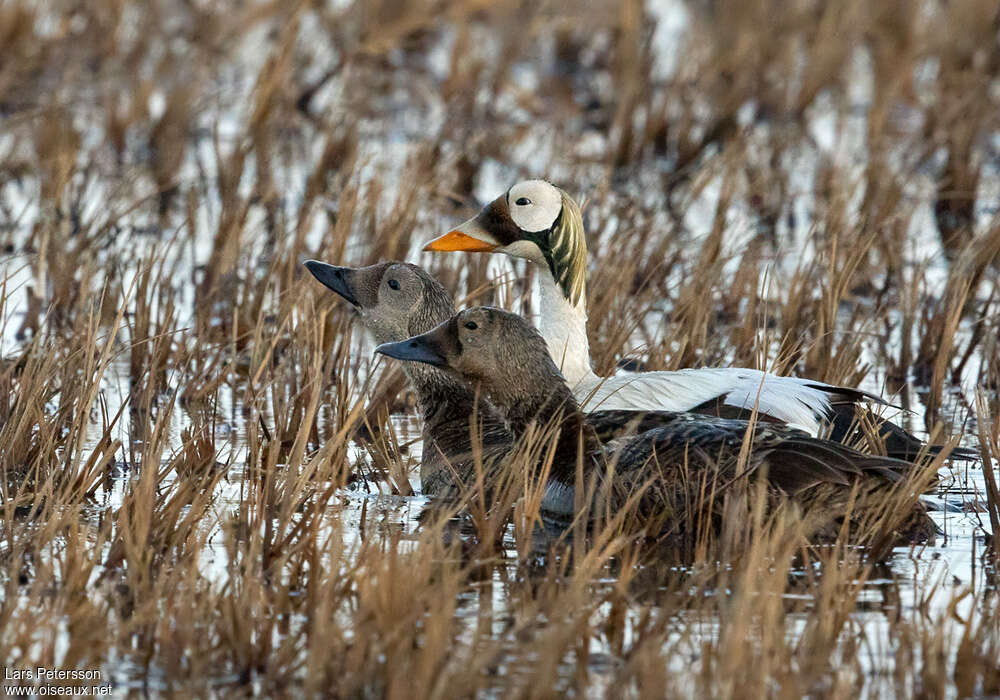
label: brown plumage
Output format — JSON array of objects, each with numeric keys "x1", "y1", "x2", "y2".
[
  {"x1": 376, "y1": 306, "x2": 939, "y2": 545},
  {"x1": 304, "y1": 260, "x2": 511, "y2": 499}
]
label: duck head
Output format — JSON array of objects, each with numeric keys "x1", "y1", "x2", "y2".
[
  {"x1": 303, "y1": 260, "x2": 454, "y2": 344},
  {"x1": 423, "y1": 180, "x2": 588, "y2": 307},
  {"x1": 375, "y1": 307, "x2": 565, "y2": 408}
]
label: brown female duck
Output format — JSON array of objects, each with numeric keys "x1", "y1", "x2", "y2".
[
  {"x1": 375, "y1": 307, "x2": 937, "y2": 542},
  {"x1": 304, "y1": 260, "x2": 512, "y2": 498}
]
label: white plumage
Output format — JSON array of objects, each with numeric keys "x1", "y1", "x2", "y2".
[
  {"x1": 574, "y1": 367, "x2": 839, "y2": 434},
  {"x1": 533, "y1": 258, "x2": 844, "y2": 434}
]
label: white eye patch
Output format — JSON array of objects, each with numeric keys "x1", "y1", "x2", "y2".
[{"x1": 508, "y1": 180, "x2": 562, "y2": 233}]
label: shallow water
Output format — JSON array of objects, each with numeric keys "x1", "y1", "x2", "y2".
[
  {"x1": 31, "y1": 337, "x2": 984, "y2": 697},
  {"x1": 1, "y1": 1, "x2": 998, "y2": 694},
  {"x1": 2, "y1": 164, "x2": 995, "y2": 694}
]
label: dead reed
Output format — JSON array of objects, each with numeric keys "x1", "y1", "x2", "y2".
[{"x1": 0, "y1": 0, "x2": 997, "y2": 696}]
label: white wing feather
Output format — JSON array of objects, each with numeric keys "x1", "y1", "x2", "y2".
[{"x1": 573, "y1": 368, "x2": 844, "y2": 435}]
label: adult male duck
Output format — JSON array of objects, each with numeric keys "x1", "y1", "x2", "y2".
[{"x1": 423, "y1": 180, "x2": 969, "y2": 461}]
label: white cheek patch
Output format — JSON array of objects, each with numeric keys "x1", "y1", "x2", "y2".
[
  {"x1": 509, "y1": 203, "x2": 559, "y2": 234},
  {"x1": 509, "y1": 181, "x2": 562, "y2": 233},
  {"x1": 500, "y1": 239, "x2": 546, "y2": 263}
]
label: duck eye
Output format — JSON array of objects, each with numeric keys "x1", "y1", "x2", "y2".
[
  {"x1": 515, "y1": 197, "x2": 531, "y2": 206},
  {"x1": 387, "y1": 279, "x2": 400, "y2": 290},
  {"x1": 464, "y1": 321, "x2": 478, "y2": 330}
]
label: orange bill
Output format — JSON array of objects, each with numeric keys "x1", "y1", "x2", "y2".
[{"x1": 423, "y1": 228, "x2": 497, "y2": 253}]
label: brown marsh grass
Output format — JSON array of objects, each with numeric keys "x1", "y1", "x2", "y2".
[{"x1": 0, "y1": 0, "x2": 998, "y2": 696}]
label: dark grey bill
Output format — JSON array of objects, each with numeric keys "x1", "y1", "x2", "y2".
[
  {"x1": 303, "y1": 260, "x2": 358, "y2": 306},
  {"x1": 374, "y1": 337, "x2": 448, "y2": 367}
]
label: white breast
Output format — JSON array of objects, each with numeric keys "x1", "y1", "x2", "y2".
[{"x1": 533, "y1": 264, "x2": 594, "y2": 387}]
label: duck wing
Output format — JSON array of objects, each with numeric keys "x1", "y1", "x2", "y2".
[
  {"x1": 579, "y1": 369, "x2": 972, "y2": 464},
  {"x1": 758, "y1": 437, "x2": 917, "y2": 493},
  {"x1": 575, "y1": 367, "x2": 879, "y2": 435},
  {"x1": 586, "y1": 409, "x2": 688, "y2": 443},
  {"x1": 822, "y1": 401, "x2": 977, "y2": 462},
  {"x1": 587, "y1": 409, "x2": 804, "y2": 445},
  {"x1": 599, "y1": 414, "x2": 780, "y2": 480},
  {"x1": 599, "y1": 415, "x2": 917, "y2": 496}
]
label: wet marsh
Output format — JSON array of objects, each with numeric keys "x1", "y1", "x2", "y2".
[{"x1": 1, "y1": 0, "x2": 999, "y2": 697}]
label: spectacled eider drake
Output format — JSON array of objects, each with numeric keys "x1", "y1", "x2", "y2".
[
  {"x1": 423, "y1": 179, "x2": 973, "y2": 462},
  {"x1": 375, "y1": 307, "x2": 939, "y2": 545},
  {"x1": 304, "y1": 259, "x2": 513, "y2": 499}
]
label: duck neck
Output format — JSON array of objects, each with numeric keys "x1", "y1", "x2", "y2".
[
  {"x1": 534, "y1": 266, "x2": 594, "y2": 389},
  {"x1": 494, "y1": 373, "x2": 599, "y2": 485},
  {"x1": 404, "y1": 362, "x2": 501, "y2": 438}
]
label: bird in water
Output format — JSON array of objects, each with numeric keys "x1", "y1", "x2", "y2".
[
  {"x1": 376, "y1": 307, "x2": 939, "y2": 547},
  {"x1": 303, "y1": 259, "x2": 773, "y2": 500},
  {"x1": 423, "y1": 180, "x2": 971, "y2": 462},
  {"x1": 304, "y1": 260, "x2": 512, "y2": 500}
]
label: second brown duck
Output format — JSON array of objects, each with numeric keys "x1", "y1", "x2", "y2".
[{"x1": 375, "y1": 307, "x2": 937, "y2": 544}]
